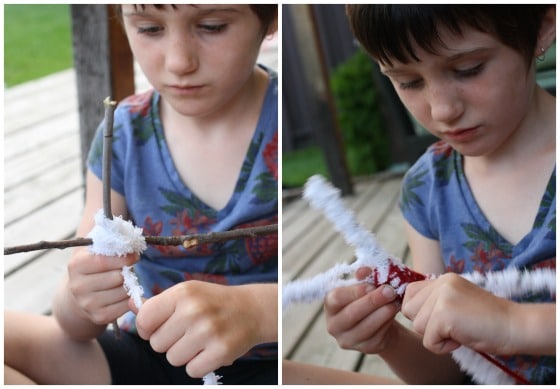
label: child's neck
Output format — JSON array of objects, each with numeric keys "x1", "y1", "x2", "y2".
[
  {"x1": 463, "y1": 86, "x2": 555, "y2": 245},
  {"x1": 158, "y1": 67, "x2": 270, "y2": 210}
]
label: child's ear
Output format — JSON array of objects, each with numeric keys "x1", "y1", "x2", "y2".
[
  {"x1": 266, "y1": 13, "x2": 278, "y2": 36},
  {"x1": 536, "y1": 5, "x2": 556, "y2": 56}
]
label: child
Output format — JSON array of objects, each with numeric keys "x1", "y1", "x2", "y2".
[
  {"x1": 5, "y1": 4, "x2": 278, "y2": 385},
  {"x1": 284, "y1": 4, "x2": 555, "y2": 384}
]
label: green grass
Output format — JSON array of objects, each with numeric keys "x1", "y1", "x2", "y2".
[
  {"x1": 4, "y1": 4, "x2": 73, "y2": 87},
  {"x1": 282, "y1": 146, "x2": 329, "y2": 188}
]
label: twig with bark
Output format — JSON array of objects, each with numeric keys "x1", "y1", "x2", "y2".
[{"x1": 4, "y1": 224, "x2": 278, "y2": 255}]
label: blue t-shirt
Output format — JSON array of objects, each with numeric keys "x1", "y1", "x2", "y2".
[
  {"x1": 400, "y1": 140, "x2": 555, "y2": 384},
  {"x1": 87, "y1": 68, "x2": 278, "y2": 360}
]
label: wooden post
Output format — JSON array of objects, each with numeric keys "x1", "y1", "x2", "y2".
[
  {"x1": 70, "y1": 4, "x2": 134, "y2": 180},
  {"x1": 308, "y1": 5, "x2": 353, "y2": 195}
]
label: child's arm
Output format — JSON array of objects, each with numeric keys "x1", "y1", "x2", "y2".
[
  {"x1": 52, "y1": 171, "x2": 134, "y2": 341},
  {"x1": 134, "y1": 281, "x2": 278, "y2": 378},
  {"x1": 282, "y1": 359, "x2": 402, "y2": 385}
]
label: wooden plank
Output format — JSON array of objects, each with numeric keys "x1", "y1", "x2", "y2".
[
  {"x1": 4, "y1": 74, "x2": 78, "y2": 134},
  {"x1": 282, "y1": 181, "x2": 381, "y2": 280},
  {"x1": 281, "y1": 206, "x2": 324, "y2": 255},
  {"x1": 289, "y1": 310, "x2": 363, "y2": 370},
  {"x1": 4, "y1": 157, "x2": 83, "y2": 225},
  {"x1": 4, "y1": 110, "x2": 79, "y2": 161},
  {"x1": 281, "y1": 198, "x2": 308, "y2": 229},
  {"x1": 4, "y1": 188, "x2": 83, "y2": 275},
  {"x1": 4, "y1": 134, "x2": 81, "y2": 189},
  {"x1": 5, "y1": 249, "x2": 72, "y2": 314}
]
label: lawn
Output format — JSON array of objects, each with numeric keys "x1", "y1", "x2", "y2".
[
  {"x1": 4, "y1": 4, "x2": 73, "y2": 87},
  {"x1": 282, "y1": 146, "x2": 329, "y2": 188}
]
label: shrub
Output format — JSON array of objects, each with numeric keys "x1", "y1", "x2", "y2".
[{"x1": 330, "y1": 49, "x2": 389, "y2": 175}]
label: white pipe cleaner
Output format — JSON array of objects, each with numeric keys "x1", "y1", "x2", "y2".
[
  {"x1": 283, "y1": 175, "x2": 424, "y2": 309},
  {"x1": 88, "y1": 209, "x2": 146, "y2": 308},
  {"x1": 88, "y1": 209, "x2": 222, "y2": 385},
  {"x1": 283, "y1": 175, "x2": 556, "y2": 385}
]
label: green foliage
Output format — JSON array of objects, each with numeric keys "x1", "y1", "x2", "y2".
[
  {"x1": 4, "y1": 4, "x2": 72, "y2": 87},
  {"x1": 330, "y1": 49, "x2": 389, "y2": 175},
  {"x1": 282, "y1": 146, "x2": 328, "y2": 188}
]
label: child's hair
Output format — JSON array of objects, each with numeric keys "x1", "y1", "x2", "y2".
[
  {"x1": 114, "y1": 4, "x2": 277, "y2": 39},
  {"x1": 345, "y1": 5, "x2": 550, "y2": 68}
]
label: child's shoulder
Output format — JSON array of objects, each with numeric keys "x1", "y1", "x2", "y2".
[
  {"x1": 407, "y1": 140, "x2": 455, "y2": 176},
  {"x1": 116, "y1": 89, "x2": 157, "y2": 119}
]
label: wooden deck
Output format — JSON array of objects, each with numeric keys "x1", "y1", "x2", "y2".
[
  {"x1": 282, "y1": 174, "x2": 411, "y2": 380},
  {"x1": 4, "y1": 35, "x2": 277, "y2": 315}
]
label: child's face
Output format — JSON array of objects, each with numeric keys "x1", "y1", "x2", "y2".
[
  {"x1": 380, "y1": 26, "x2": 536, "y2": 157},
  {"x1": 122, "y1": 5, "x2": 267, "y2": 118}
]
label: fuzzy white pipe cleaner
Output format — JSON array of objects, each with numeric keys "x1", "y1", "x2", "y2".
[
  {"x1": 283, "y1": 175, "x2": 424, "y2": 309},
  {"x1": 88, "y1": 209, "x2": 222, "y2": 385},
  {"x1": 283, "y1": 175, "x2": 556, "y2": 385},
  {"x1": 88, "y1": 209, "x2": 147, "y2": 308}
]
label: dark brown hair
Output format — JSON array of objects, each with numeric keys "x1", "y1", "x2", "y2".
[
  {"x1": 115, "y1": 4, "x2": 277, "y2": 38},
  {"x1": 345, "y1": 5, "x2": 550, "y2": 67}
]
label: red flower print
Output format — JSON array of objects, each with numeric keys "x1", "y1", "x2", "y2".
[
  {"x1": 470, "y1": 242, "x2": 506, "y2": 272},
  {"x1": 184, "y1": 272, "x2": 228, "y2": 285},
  {"x1": 431, "y1": 140, "x2": 453, "y2": 158},
  {"x1": 143, "y1": 216, "x2": 163, "y2": 236},
  {"x1": 446, "y1": 254, "x2": 465, "y2": 273},
  {"x1": 237, "y1": 217, "x2": 277, "y2": 266},
  {"x1": 263, "y1": 132, "x2": 278, "y2": 180},
  {"x1": 123, "y1": 89, "x2": 153, "y2": 118}
]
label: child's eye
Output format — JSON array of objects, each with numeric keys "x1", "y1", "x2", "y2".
[
  {"x1": 198, "y1": 24, "x2": 227, "y2": 33},
  {"x1": 399, "y1": 79, "x2": 423, "y2": 90},
  {"x1": 455, "y1": 64, "x2": 484, "y2": 78},
  {"x1": 137, "y1": 26, "x2": 164, "y2": 35}
]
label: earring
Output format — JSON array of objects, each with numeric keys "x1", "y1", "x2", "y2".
[{"x1": 537, "y1": 47, "x2": 546, "y2": 62}]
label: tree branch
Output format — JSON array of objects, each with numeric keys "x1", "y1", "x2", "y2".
[{"x1": 4, "y1": 224, "x2": 278, "y2": 255}]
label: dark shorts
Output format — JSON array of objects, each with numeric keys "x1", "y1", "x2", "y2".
[{"x1": 97, "y1": 330, "x2": 278, "y2": 385}]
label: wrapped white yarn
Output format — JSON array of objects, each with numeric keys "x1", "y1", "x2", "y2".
[
  {"x1": 202, "y1": 372, "x2": 223, "y2": 385},
  {"x1": 88, "y1": 209, "x2": 147, "y2": 256}
]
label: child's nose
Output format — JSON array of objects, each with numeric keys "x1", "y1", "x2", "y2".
[
  {"x1": 428, "y1": 84, "x2": 463, "y2": 123},
  {"x1": 165, "y1": 35, "x2": 198, "y2": 76}
]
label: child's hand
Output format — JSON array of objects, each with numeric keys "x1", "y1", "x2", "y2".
[
  {"x1": 324, "y1": 267, "x2": 401, "y2": 354},
  {"x1": 135, "y1": 281, "x2": 273, "y2": 378},
  {"x1": 67, "y1": 247, "x2": 138, "y2": 325},
  {"x1": 401, "y1": 273, "x2": 513, "y2": 355}
]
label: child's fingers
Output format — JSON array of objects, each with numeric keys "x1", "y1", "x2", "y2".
[
  {"x1": 135, "y1": 292, "x2": 175, "y2": 340},
  {"x1": 324, "y1": 284, "x2": 368, "y2": 314},
  {"x1": 184, "y1": 342, "x2": 232, "y2": 379},
  {"x1": 326, "y1": 285, "x2": 397, "y2": 335},
  {"x1": 355, "y1": 266, "x2": 373, "y2": 280}
]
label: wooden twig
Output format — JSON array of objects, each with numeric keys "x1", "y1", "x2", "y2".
[
  {"x1": 102, "y1": 96, "x2": 120, "y2": 338},
  {"x1": 4, "y1": 224, "x2": 278, "y2": 255},
  {"x1": 102, "y1": 97, "x2": 117, "y2": 220}
]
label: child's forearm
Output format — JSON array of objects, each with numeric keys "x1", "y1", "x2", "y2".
[
  {"x1": 52, "y1": 277, "x2": 107, "y2": 341},
  {"x1": 509, "y1": 302, "x2": 555, "y2": 355},
  {"x1": 237, "y1": 283, "x2": 278, "y2": 344},
  {"x1": 379, "y1": 319, "x2": 465, "y2": 384}
]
